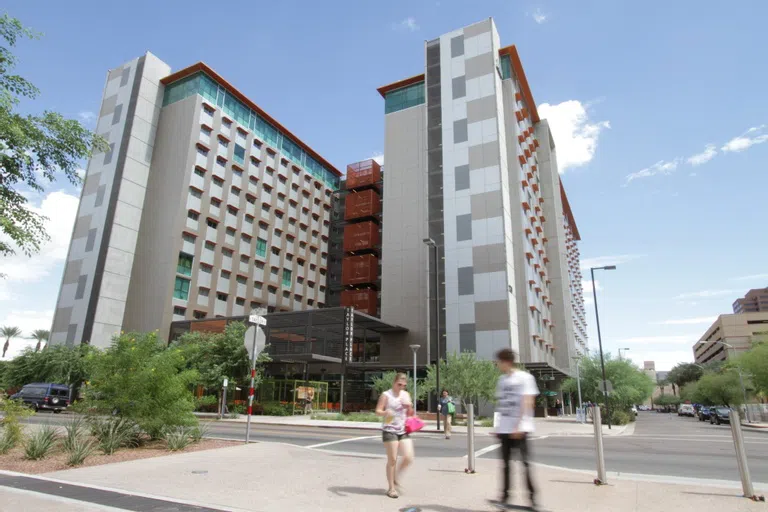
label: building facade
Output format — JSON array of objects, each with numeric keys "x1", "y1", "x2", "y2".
[
  {"x1": 733, "y1": 287, "x2": 768, "y2": 313},
  {"x1": 51, "y1": 53, "x2": 341, "y2": 348},
  {"x1": 693, "y1": 311, "x2": 768, "y2": 364},
  {"x1": 376, "y1": 18, "x2": 586, "y2": 378}
]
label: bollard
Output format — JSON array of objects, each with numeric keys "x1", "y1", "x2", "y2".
[
  {"x1": 465, "y1": 403, "x2": 476, "y2": 474},
  {"x1": 593, "y1": 405, "x2": 607, "y2": 485},
  {"x1": 730, "y1": 408, "x2": 763, "y2": 501}
]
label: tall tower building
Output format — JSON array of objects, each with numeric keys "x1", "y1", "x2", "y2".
[
  {"x1": 51, "y1": 53, "x2": 340, "y2": 348},
  {"x1": 376, "y1": 18, "x2": 586, "y2": 376}
]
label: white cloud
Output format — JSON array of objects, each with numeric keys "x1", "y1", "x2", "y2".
[
  {"x1": 626, "y1": 349, "x2": 695, "y2": 372},
  {"x1": 0, "y1": 190, "x2": 79, "y2": 290},
  {"x1": 674, "y1": 289, "x2": 737, "y2": 300},
  {"x1": 580, "y1": 254, "x2": 643, "y2": 270},
  {"x1": 393, "y1": 17, "x2": 419, "y2": 32},
  {"x1": 582, "y1": 279, "x2": 601, "y2": 294},
  {"x1": 0, "y1": 309, "x2": 54, "y2": 359},
  {"x1": 76, "y1": 168, "x2": 86, "y2": 181},
  {"x1": 531, "y1": 8, "x2": 548, "y2": 24},
  {"x1": 370, "y1": 152, "x2": 384, "y2": 166},
  {"x1": 721, "y1": 125, "x2": 768, "y2": 153},
  {"x1": 731, "y1": 273, "x2": 768, "y2": 281},
  {"x1": 537, "y1": 100, "x2": 609, "y2": 172},
  {"x1": 624, "y1": 158, "x2": 681, "y2": 185},
  {"x1": 686, "y1": 144, "x2": 717, "y2": 166},
  {"x1": 78, "y1": 111, "x2": 96, "y2": 124},
  {"x1": 617, "y1": 335, "x2": 697, "y2": 345},
  {"x1": 654, "y1": 316, "x2": 717, "y2": 326}
]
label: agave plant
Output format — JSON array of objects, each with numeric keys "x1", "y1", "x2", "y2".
[{"x1": 24, "y1": 425, "x2": 59, "y2": 460}]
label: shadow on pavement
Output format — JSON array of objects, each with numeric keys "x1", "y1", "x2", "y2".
[
  {"x1": 547, "y1": 478, "x2": 595, "y2": 485},
  {"x1": 328, "y1": 486, "x2": 386, "y2": 497},
  {"x1": 398, "y1": 505, "x2": 491, "y2": 512},
  {"x1": 682, "y1": 491, "x2": 744, "y2": 499}
]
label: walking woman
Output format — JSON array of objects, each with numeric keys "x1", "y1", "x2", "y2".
[
  {"x1": 438, "y1": 389, "x2": 455, "y2": 439},
  {"x1": 375, "y1": 372, "x2": 415, "y2": 499}
]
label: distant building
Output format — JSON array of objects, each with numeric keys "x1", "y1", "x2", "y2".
[
  {"x1": 693, "y1": 312, "x2": 768, "y2": 364},
  {"x1": 733, "y1": 287, "x2": 768, "y2": 313},
  {"x1": 642, "y1": 361, "x2": 675, "y2": 408}
]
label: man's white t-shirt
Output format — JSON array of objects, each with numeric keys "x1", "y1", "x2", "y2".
[{"x1": 495, "y1": 370, "x2": 539, "y2": 434}]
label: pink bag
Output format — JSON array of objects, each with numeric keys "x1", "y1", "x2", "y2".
[{"x1": 405, "y1": 416, "x2": 425, "y2": 434}]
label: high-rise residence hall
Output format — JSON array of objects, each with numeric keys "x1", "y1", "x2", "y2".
[
  {"x1": 377, "y1": 18, "x2": 586, "y2": 380},
  {"x1": 50, "y1": 52, "x2": 340, "y2": 348},
  {"x1": 733, "y1": 287, "x2": 768, "y2": 313}
]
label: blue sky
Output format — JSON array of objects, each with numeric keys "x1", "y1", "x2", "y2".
[{"x1": 2, "y1": 1, "x2": 767, "y2": 369}]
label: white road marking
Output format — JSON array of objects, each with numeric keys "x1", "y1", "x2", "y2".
[
  {"x1": 474, "y1": 443, "x2": 501, "y2": 458},
  {"x1": 305, "y1": 435, "x2": 379, "y2": 449}
]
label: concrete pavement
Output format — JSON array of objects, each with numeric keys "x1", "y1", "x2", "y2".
[{"x1": 24, "y1": 441, "x2": 765, "y2": 512}]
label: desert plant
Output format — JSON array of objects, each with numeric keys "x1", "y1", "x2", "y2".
[
  {"x1": 89, "y1": 417, "x2": 141, "y2": 455},
  {"x1": 0, "y1": 398, "x2": 33, "y2": 452},
  {"x1": 189, "y1": 422, "x2": 210, "y2": 443},
  {"x1": 261, "y1": 402, "x2": 292, "y2": 416},
  {"x1": 65, "y1": 436, "x2": 96, "y2": 467},
  {"x1": 164, "y1": 426, "x2": 193, "y2": 451},
  {"x1": 62, "y1": 416, "x2": 86, "y2": 452},
  {"x1": 24, "y1": 425, "x2": 58, "y2": 460}
]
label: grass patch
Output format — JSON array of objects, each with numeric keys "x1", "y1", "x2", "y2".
[{"x1": 312, "y1": 412, "x2": 380, "y2": 422}]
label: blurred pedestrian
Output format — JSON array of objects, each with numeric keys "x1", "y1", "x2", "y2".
[{"x1": 438, "y1": 389, "x2": 455, "y2": 439}]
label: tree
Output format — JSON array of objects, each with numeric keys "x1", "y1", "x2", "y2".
[
  {"x1": 562, "y1": 354, "x2": 654, "y2": 413},
  {"x1": 654, "y1": 394, "x2": 681, "y2": 407},
  {"x1": 737, "y1": 341, "x2": 768, "y2": 396},
  {"x1": 666, "y1": 363, "x2": 704, "y2": 390},
  {"x1": 681, "y1": 380, "x2": 706, "y2": 405},
  {"x1": 1, "y1": 326, "x2": 21, "y2": 358},
  {"x1": 696, "y1": 370, "x2": 745, "y2": 407},
  {"x1": 1, "y1": 344, "x2": 93, "y2": 391},
  {"x1": 29, "y1": 329, "x2": 49, "y2": 353},
  {"x1": 424, "y1": 352, "x2": 498, "y2": 408},
  {"x1": 0, "y1": 14, "x2": 107, "y2": 258},
  {"x1": 371, "y1": 370, "x2": 431, "y2": 402},
  {"x1": 81, "y1": 331, "x2": 198, "y2": 438}
]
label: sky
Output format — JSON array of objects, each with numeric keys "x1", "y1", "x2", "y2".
[{"x1": 1, "y1": 1, "x2": 767, "y2": 369}]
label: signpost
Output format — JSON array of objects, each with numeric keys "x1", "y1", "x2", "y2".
[{"x1": 245, "y1": 309, "x2": 268, "y2": 444}]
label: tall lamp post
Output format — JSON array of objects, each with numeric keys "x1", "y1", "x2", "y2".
[
  {"x1": 409, "y1": 345, "x2": 421, "y2": 413},
  {"x1": 590, "y1": 265, "x2": 616, "y2": 429},
  {"x1": 618, "y1": 347, "x2": 630, "y2": 361},
  {"x1": 571, "y1": 356, "x2": 583, "y2": 410},
  {"x1": 715, "y1": 341, "x2": 751, "y2": 423},
  {"x1": 423, "y1": 238, "x2": 441, "y2": 429}
]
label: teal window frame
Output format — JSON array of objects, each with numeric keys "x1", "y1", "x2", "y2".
[
  {"x1": 282, "y1": 269, "x2": 292, "y2": 287},
  {"x1": 500, "y1": 55, "x2": 512, "y2": 80},
  {"x1": 177, "y1": 253, "x2": 193, "y2": 276},
  {"x1": 256, "y1": 238, "x2": 267, "y2": 258},
  {"x1": 384, "y1": 82, "x2": 425, "y2": 114},
  {"x1": 163, "y1": 72, "x2": 340, "y2": 189},
  {"x1": 173, "y1": 277, "x2": 191, "y2": 300}
]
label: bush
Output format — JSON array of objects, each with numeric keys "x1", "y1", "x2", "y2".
[
  {"x1": 90, "y1": 417, "x2": 141, "y2": 455},
  {"x1": 0, "y1": 398, "x2": 33, "y2": 452},
  {"x1": 24, "y1": 425, "x2": 58, "y2": 460},
  {"x1": 194, "y1": 395, "x2": 219, "y2": 412},
  {"x1": 603, "y1": 409, "x2": 631, "y2": 426},
  {"x1": 189, "y1": 423, "x2": 210, "y2": 443},
  {"x1": 312, "y1": 412, "x2": 379, "y2": 422},
  {"x1": 0, "y1": 431, "x2": 16, "y2": 454},
  {"x1": 164, "y1": 426, "x2": 193, "y2": 451},
  {"x1": 262, "y1": 403, "x2": 292, "y2": 416},
  {"x1": 66, "y1": 436, "x2": 96, "y2": 467},
  {"x1": 62, "y1": 416, "x2": 87, "y2": 452}
]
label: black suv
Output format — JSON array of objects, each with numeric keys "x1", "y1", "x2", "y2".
[
  {"x1": 697, "y1": 406, "x2": 712, "y2": 421},
  {"x1": 709, "y1": 407, "x2": 730, "y2": 425},
  {"x1": 10, "y1": 383, "x2": 70, "y2": 413}
]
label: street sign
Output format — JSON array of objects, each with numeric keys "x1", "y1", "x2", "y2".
[
  {"x1": 249, "y1": 314, "x2": 267, "y2": 326},
  {"x1": 244, "y1": 325, "x2": 267, "y2": 358},
  {"x1": 598, "y1": 380, "x2": 613, "y2": 395}
]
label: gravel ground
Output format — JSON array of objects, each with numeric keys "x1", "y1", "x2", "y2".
[{"x1": 0, "y1": 438, "x2": 238, "y2": 474}]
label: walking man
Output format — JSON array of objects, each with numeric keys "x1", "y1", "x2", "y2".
[{"x1": 490, "y1": 349, "x2": 539, "y2": 510}]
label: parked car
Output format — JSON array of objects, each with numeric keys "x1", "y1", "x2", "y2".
[
  {"x1": 710, "y1": 407, "x2": 730, "y2": 425},
  {"x1": 678, "y1": 404, "x2": 695, "y2": 417},
  {"x1": 698, "y1": 406, "x2": 712, "y2": 422},
  {"x1": 10, "y1": 383, "x2": 70, "y2": 413}
]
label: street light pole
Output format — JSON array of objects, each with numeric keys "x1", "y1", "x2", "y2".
[
  {"x1": 423, "y1": 238, "x2": 441, "y2": 430},
  {"x1": 591, "y1": 265, "x2": 616, "y2": 429},
  {"x1": 409, "y1": 345, "x2": 421, "y2": 413},
  {"x1": 618, "y1": 347, "x2": 630, "y2": 361},
  {"x1": 572, "y1": 356, "x2": 583, "y2": 410}
]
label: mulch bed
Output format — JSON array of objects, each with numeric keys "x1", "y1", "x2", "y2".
[{"x1": 0, "y1": 438, "x2": 239, "y2": 475}]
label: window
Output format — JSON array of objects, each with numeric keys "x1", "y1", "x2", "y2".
[
  {"x1": 187, "y1": 210, "x2": 199, "y2": 221},
  {"x1": 222, "y1": 118, "x2": 232, "y2": 128},
  {"x1": 236, "y1": 275, "x2": 247, "y2": 284},
  {"x1": 177, "y1": 253, "x2": 193, "y2": 275},
  {"x1": 199, "y1": 287, "x2": 209, "y2": 296},
  {"x1": 182, "y1": 233, "x2": 196, "y2": 243},
  {"x1": 271, "y1": 267, "x2": 279, "y2": 276},
  {"x1": 207, "y1": 218, "x2": 218, "y2": 228},
  {"x1": 212, "y1": 176, "x2": 224, "y2": 187},
  {"x1": 384, "y1": 82, "x2": 425, "y2": 114},
  {"x1": 174, "y1": 277, "x2": 191, "y2": 300},
  {"x1": 190, "y1": 188, "x2": 202, "y2": 198},
  {"x1": 226, "y1": 227, "x2": 236, "y2": 237},
  {"x1": 204, "y1": 241, "x2": 216, "y2": 251},
  {"x1": 193, "y1": 311, "x2": 206, "y2": 319},
  {"x1": 194, "y1": 167, "x2": 206, "y2": 177},
  {"x1": 282, "y1": 269, "x2": 292, "y2": 287},
  {"x1": 221, "y1": 270, "x2": 231, "y2": 279},
  {"x1": 217, "y1": 292, "x2": 228, "y2": 301},
  {"x1": 173, "y1": 306, "x2": 186, "y2": 316},
  {"x1": 222, "y1": 248, "x2": 234, "y2": 257},
  {"x1": 256, "y1": 238, "x2": 267, "y2": 257},
  {"x1": 254, "y1": 282, "x2": 263, "y2": 290},
  {"x1": 235, "y1": 297, "x2": 245, "y2": 306},
  {"x1": 234, "y1": 144, "x2": 246, "y2": 164},
  {"x1": 255, "y1": 261, "x2": 265, "y2": 270},
  {"x1": 271, "y1": 246, "x2": 281, "y2": 256}
]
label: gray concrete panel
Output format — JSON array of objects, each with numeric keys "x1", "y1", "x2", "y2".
[
  {"x1": 458, "y1": 266, "x2": 474, "y2": 295},
  {"x1": 475, "y1": 300, "x2": 510, "y2": 331},
  {"x1": 472, "y1": 244, "x2": 506, "y2": 273},
  {"x1": 470, "y1": 191, "x2": 503, "y2": 220},
  {"x1": 465, "y1": 53, "x2": 495, "y2": 80}
]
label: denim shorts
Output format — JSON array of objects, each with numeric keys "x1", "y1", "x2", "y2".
[{"x1": 382, "y1": 431, "x2": 410, "y2": 443}]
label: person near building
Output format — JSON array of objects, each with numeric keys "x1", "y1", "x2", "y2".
[
  {"x1": 490, "y1": 349, "x2": 540, "y2": 511},
  {"x1": 375, "y1": 373, "x2": 414, "y2": 499},
  {"x1": 437, "y1": 389, "x2": 455, "y2": 439}
]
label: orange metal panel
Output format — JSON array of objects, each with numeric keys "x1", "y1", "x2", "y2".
[
  {"x1": 345, "y1": 189, "x2": 381, "y2": 220},
  {"x1": 343, "y1": 221, "x2": 380, "y2": 252},
  {"x1": 341, "y1": 254, "x2": 379, "y2": 285},
  {"x1": 340, "y1": 289, "x2": 378, "y2": 316},
  {"x1": 346, "y1": 160, "x2": 382, "y2": 190}
]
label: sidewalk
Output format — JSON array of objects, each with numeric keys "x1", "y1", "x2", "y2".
[
  {"x1": 206, "y1": 413, "x2": 636, "y2": 437},
  {"x1": 12, "y1": 441, "x2": 762, "y2": 512}
]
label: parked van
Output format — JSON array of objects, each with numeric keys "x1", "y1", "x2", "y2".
[{"x1": 10, "y1": 383, "x2": 70, "y2": 413}]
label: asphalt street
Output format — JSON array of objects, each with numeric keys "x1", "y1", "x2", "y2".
[{"x1": 20, "y1": 411, "x2": 768, "y2": 484}]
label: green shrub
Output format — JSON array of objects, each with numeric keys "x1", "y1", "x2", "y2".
[
  {"x1": 226, "y1": 403, "x2": 245, "y2": 415},
  {"x1": 0, "y1": 430, "x2": 17, "y2": 454},
  {"x1": 164, "y1": 426, "x2": 193, "y2": 451},
  {"x1": 262, "y1": 403, "x2": 292, "y2": 416},
  {"x1": 603, "y1": 409, "x2": 631, "y2": 426},
  {"x1": 0, "y1": 398, "x2": 33, "y2": 451},
  {"x1": 62, "y1": 416, "x2": 87, "y2": 452},
  {"x1": 189, "y1": 422, "x2": 210, "y2": 443},
  {"x1": 24, "y1": 425, "x2": 58, "y2": 460},
  {"x1": 66, "y1": 437, "x2": 95, "y2": 466},
  {"x1": 90, "y1": 417, "x2": 141, "y2": 455},
  {"x1": 480, "y1": 417, "x2": 494, "y2": 428},
  {"x1": 194, "y1": 395, "x2": 219, "y2": 412}
]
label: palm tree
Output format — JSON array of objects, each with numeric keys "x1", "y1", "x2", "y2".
[
  {"x1": 29, "y1": 329, "x2": 50, "y2": 353},
  {"x1": 1, "y1": 326, "x2": 22, "y2": 358}
]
